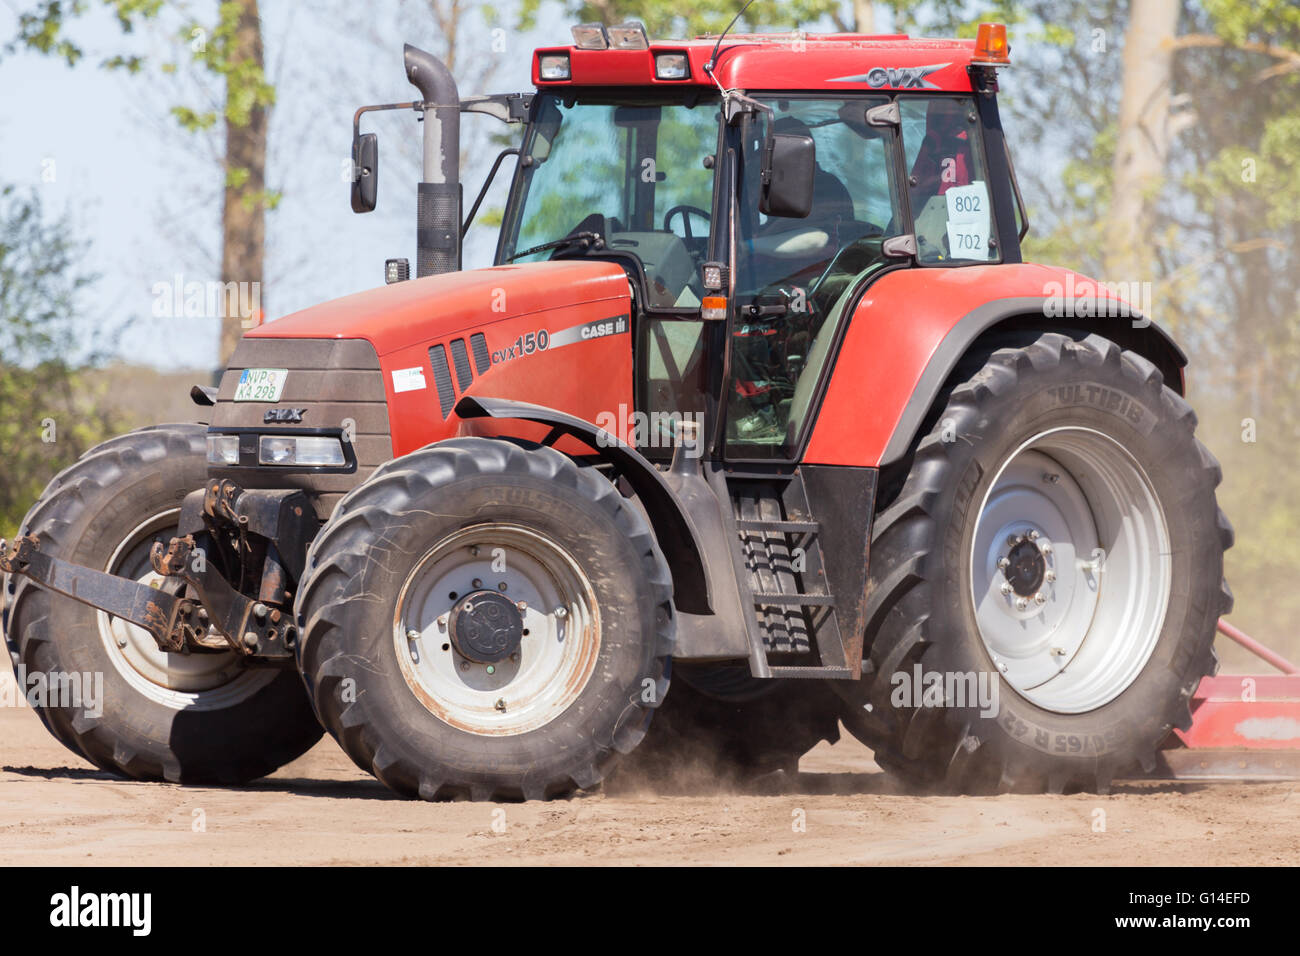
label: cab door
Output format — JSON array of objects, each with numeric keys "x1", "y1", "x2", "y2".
[{"x1": 724, "y1": 95, "x2": 907, "y2": 463}]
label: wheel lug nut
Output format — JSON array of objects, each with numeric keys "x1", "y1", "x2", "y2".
[
  {"x1": 1015, "y1": 597, "x2": 1028, "y2": 611},
  {"x1": 460, "y1": 661, "x2": 470, "y2": 671},
  {"x1": 498, "y1": 582, "x2": 507, "y2": 591},
  {"x1": 406, "y1": 629, "x2": 421, "y2": 641},
  {"x1": 516, "y1": 601, "x2": 528, "y2": 612},
  {"x1": 495, "y1": 698, "x2": 507, "y2": 712},
  {"x1": 996, "y1": 661, "x2": 1009, "y2": 673},
  {"x1": 470, "y1": 546, "x2": 479, "y2": 556},
  {"x1": 997, "y1": 557, "x2": 1010, "y2": 570},
  {"x1": 472, "y1": 578, "x2": 482, "y2": 589},
  {"x1": 1041, "y1": 544, "x2": 1053, "y2": 555},
  {"x1": 1028, "y1": 530, "x2": 1039, "y2": 540},
  {"x1": 1045, "y1": 570, "x2": 1056, "y2": 583},
  {"x1": 1052, "y1": 646, "x2": 1066, "y2": 656},
  {"x1": 1034, "y1": 592, "x2": 1047, "y2": 605},
  {"x1": 1006, "y1": 535, "x2": 1019, "y2": 547},
  {"x1": 486, "y1": 665, "x2": 495, "y2": 675},
  {"x1": 1043, "y1": 473, "x2": 1060, "y2": 483},
  {"x1": 999, "y1": 582, "x2": 1013, "y2": 596},
  {"x1": 554, "y1": 606, "x2": 568, "y2": 618}
]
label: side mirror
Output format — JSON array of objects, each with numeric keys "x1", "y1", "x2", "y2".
[
  {"x1": 760, "y1": 133, "x2": 815, "y2": 219},
  {"x1": 351, "y1": 132, "x2": 378, "y2": 214}
]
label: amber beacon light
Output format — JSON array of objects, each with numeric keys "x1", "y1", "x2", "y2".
[{"x1": 972, "y1": 22, "x2": 1011, "y2": 65}]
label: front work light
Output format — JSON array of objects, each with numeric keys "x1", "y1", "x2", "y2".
[
  {"x1": 571, "y1": 23, "x2": 609, "y2": 49},
  {"x1": 607, "y1": 22, "x2": 649, "y2": 50},
  {"x1": 538, "y1": 53, "x2": 571, "y2": 80},
  {"x1": 655, "y1": 52, "x2": 690, "y2": 80}
]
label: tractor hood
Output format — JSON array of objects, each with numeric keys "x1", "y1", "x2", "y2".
[{"x1": 247, "y1": 260, "x2": 631, "y2": 357}]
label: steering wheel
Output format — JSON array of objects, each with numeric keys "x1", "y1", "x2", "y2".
[{"x1": 663, "y1": 204, "x2": 711, "y2": 241}]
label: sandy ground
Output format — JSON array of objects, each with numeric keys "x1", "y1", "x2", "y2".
[{"x1": 1, "y1": 704, "x2": 1297, "y2": 866}]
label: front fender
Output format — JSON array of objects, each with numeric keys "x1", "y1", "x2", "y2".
[{"x1": 455, "y1": 396, "x2": 712, "y2": 615}]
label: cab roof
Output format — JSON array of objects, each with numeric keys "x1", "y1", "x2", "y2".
[{"x1": 532, "y1": 34, "x2": 981, "y2": 93}]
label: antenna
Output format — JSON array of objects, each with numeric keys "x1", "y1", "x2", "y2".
[{"x1": 704, "y1": 0, "x2": 759, "y2": 80}]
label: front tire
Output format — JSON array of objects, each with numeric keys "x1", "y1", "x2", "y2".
[
  {"x1": 835, "y1": 333, "x2": 1233, "y2": 793},
  {"x1": 3, "y1": 424, "x2": 324, "y2": 783},
  {"x1": 295, "y1": 438, "x2": 675, "y2": 801}
]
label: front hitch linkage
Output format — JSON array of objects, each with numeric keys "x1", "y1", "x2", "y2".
[{"x1": 0, "y1": 532, "x2": 293, "y2": 662}]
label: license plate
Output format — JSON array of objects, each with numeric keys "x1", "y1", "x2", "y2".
[{"x1": 234, "y1": 368, "x2": 288, "y2": 402}]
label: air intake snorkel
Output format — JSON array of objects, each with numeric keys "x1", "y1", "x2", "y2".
[{"x1": 404, "y1": 43, "x2": 462, "y2": 277}]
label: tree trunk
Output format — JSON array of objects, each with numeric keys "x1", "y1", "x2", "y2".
[
  {"x1": 1106, "y1": 0, "x2": 1179, "y2": 279},
  {"x1": 219, "y1": 0, "x2": 267, "y2": 365},
  {"x1": 852, "y1": 0, "x2": 874, "y2": 33}
]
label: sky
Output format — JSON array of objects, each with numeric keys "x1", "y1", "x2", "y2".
[{"x1": 0, "y1": 0, "x2": 563, "y2": 371}]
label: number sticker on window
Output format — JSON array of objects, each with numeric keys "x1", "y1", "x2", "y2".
[{"x1": 944, "y1": 182, "x2": 992, "y2": 261}]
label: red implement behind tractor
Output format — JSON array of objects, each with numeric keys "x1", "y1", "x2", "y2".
[{"x1": 1, "y1": 21, "x2": 1247, "y2": 798}]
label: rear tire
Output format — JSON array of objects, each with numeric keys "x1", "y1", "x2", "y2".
[
  {"x1": 835, "y1": 333, "x2": 1232, "y2": 793},
  {"x1": 295, "y1": 437, "x2": 675, "y2": 801},
  {"x1": 2, "y1": 424, "x2": 323, "y2": 784}
]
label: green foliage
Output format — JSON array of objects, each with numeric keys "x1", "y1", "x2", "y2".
[
  {"x1": 8, "y1": 0, "x2": 162, "y2": 66},
  {"x1": 0, "y1": 187, "x2": 121, "y2": 539}
]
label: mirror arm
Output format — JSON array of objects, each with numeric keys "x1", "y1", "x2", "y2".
[{"x1": 351, "y1": 101, "x2": 422, "y2": 179}]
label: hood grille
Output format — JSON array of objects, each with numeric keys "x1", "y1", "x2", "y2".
[{"x1": 208, "y1": 337, "x2": 392, "y2": 520}]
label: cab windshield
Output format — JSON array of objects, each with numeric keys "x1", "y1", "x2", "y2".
[{"x1": 499, "y1": 92, "x2": 721, "y2": 310}]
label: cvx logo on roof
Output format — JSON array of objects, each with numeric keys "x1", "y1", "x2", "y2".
[{"x1": 830, "y1": 62, "x2": 950, "y2": 89}]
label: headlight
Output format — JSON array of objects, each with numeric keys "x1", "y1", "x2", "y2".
[
  {"x1": 258, "y1": 436, "x2": 346, "y2": 467},
  {"x1": 538, "y1": 53, "x2": 571, "y2": 81},
  {"x1": 206, "y1": 434, "x2": 240, "y2": 465},
  {"x1": 655, "y1": 53, "x2": 689, "y2": 80}
]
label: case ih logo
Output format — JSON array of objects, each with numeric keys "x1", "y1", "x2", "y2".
[{"x1": 830, "y1": 63, "x2": 950, "y2": 89}]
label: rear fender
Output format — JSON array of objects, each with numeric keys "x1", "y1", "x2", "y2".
[{"x1": 804, "y1": 264, "x2": 1187, "y2": 468}]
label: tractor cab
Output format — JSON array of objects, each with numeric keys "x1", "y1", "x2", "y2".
[{"x1": 449, "y1": 22, "x2": 1022, "y2": 463}]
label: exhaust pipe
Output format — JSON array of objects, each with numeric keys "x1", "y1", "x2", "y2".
[{"x1": 404, "y1": 44, "x2": 461, "y2": 277}]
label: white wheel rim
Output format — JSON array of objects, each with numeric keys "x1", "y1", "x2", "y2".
[
  {"x1": 393, "y1": 524, "x2": 600, "y2": 736},
  {"x1": 969, "y1": 427, "x2": 1171, "y2": 714},
  {"x1": 96, "y1": 511, "x2": 274, "y2": 710}
]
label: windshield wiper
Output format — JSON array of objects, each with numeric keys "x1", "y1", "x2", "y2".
[{"x1": 507, "y1": 231, "x2": 604, "y2": 262}]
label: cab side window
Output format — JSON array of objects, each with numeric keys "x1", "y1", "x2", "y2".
[{"x1": 899, "y1": 97, "x2": 998, "y2": 264}]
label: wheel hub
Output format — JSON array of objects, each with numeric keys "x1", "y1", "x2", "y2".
[
  {"x1": 969, "y1": 428, "x2": 1172, "y2": 714},
  {"x1": 1003, "y1": 536, "x2": 1046, "y2": 596},
  {"x1": 449, "y1": 590, "x2": 524, "y2": 664},
  {"x1": 394, "y1": 525, "x2": 601, "y2": 736}
]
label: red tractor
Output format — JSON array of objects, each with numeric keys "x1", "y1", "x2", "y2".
[{"x1": 1, "y1": 21, "x2": 1231, "y2": 799}]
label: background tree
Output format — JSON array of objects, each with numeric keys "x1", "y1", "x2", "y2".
[
  {"x1": 0, "y1": 186, "x2": 120, "y2": 538},
  {"x1": 11, "y1": 0, "x2": 275, "y2": 365}
]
